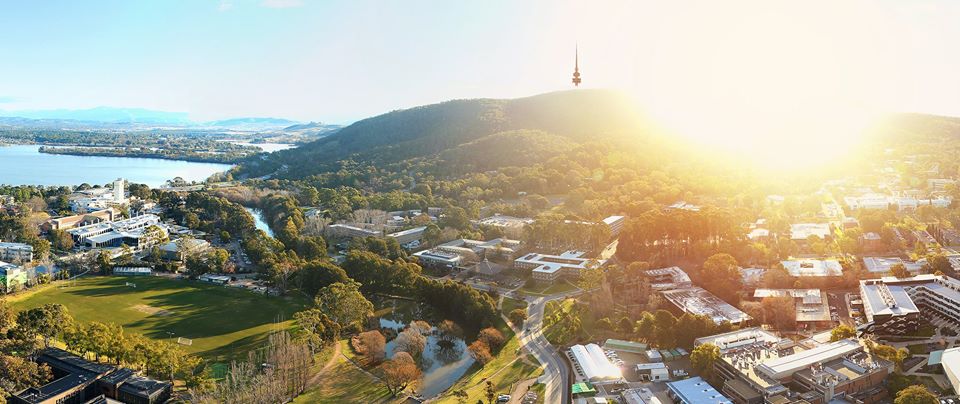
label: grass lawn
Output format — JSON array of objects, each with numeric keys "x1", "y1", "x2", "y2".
[
  {"x1": 433, "y1": 329, "x2": 543, "y2": 403},
  {"x1": 502, "y1": 296, "x2": 528, "y2": 316},
  {"x1": 9, "y1": 276, "x2": 308, "y2": 360},
  {"x1": 520, "y1": 280, "x2": 579, "y2": 296},
  {"x1": 294, "y1": 340, "x2": 399, "y2": 404}
]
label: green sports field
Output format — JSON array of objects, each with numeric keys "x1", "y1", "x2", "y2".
[{"x1": 9, "y1": 276, "x2": 309, "y2": 360}]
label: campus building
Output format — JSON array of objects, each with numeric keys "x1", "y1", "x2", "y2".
[
  {"x1": 780, "y1": 259, "x2": 844, "y2": 277},
  {"x1": 42, "y1": 209, "x2": 117, "y2": 232},
  {"x1": 602, "y1": 215, "x2": 626, "y2": 236},
  {"x1": 0, "y1": 242, "x2": 33, "y2": 263},
  {"x1": 789, "y1": 223, "x2": 831, "y2": 241},
  {"x1": 752, "y1": 289, "x2": 832, "y2": 329},
  {"x1": 67, "y1": 215, "x2": 167, "y2": 249},
  {"x1": 514, "y1": 250, "x2": 602, "y2": 283},
  {"x1": 325, "y1": 223, "x2": 381, "y2": 239},
  {"x1": 386, "y1": 226, "x2": 427, "y2": 247},
  {"x1": 568, "y1": 343, "x2": 622, "y2": 382},
  {"x1": 412, "y1": 249, "x2": 463, "y2": 268},
  {"x1": 11, "y1": 348, "x2": 171, "y2": 404},
  {"x1": 642, "y1": 266, "x2": 692, "y2": 290},
  {"x1": 0, "y1": 261, "x2": 28, "y2": 293},
  {"x1": 861, "y1": 257, "x2": 923, "y2": 274},
  {"x1": 660, "y1": 287, "x2": 751, "y2": 326},
  {"x1": 436, "y1": 238, "x2": 521, "y2": 260},
  {"x1": 666, "y1": 377, "x2": 732, "y2": 404},
  {"x1": 694, "y1": 330, "x2": 891, "y2": 404},
  {"x1": 858, "y1": 274, "x2": 960, "y2": 335}
]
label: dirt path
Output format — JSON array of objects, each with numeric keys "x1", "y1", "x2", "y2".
[
  {"x1": 507, "y1": 378, "x2": 538, "y2": 404},
  {"x1": 306, "y1": 341, "x2": 342, "y2": 389}
]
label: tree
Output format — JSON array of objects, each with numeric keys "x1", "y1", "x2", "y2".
[
  {"x1": 358, "y1": 330, "x2": 386, "y2": 365},
  {"x1": 508, "y1": 308, "x2": 527, "y2": 327},
  {"x1": 394, "y1": 328, "x2": 427, "y2": 357},
  {"x1": 635, "y1": 312, "x2": 655, "y2": 341},
  {"x1": 97, "y1": 250, "x2": 112, "y2": 274},
  {"x1": 889, "y1": 263, "x2": 911, "y2": 278},
  {"x1": 477, "y1": 328, "x2": 505, "y2": 351},
  {"x1": 894, "y1": 385, "x2": 938, "y2": 404},
  {"x1": 485, "y1": 380, "x2": 496, "y2": 404},
  {"x1": 468, "y1": 340, "x2": 493, "y2": 365},
  {"x1": 293, "y1": 309, "x2": 340, "y2": 353},
  {"x1": 48, "y1": 229, "x2": 74, "y2": 251},
  {"x1": 701, "y1": 253, "x2": 743, "y2": 304},
  {"x1": 761, "y1": 263, "x2": 793, "y2": 288},
  {"x1": 313, "y1": 281, "x2": 373, "y2": 333},
  {"x1": 830, "y1": 324, "x2": 856, "y2": 341},
  {"x1": 16, "y1": 304, "x2": 73, "y2": 348},
  {"x1": 653, "y1": 309, "x2": 677, "y2": 347},
  {"x1": 761, "y1": 296, "x2": 796, "y2": 331},
  {"x1": 690, "y1": 343, "x2": 721, "y2": 383},
  {"x1": 380, "y1": 351, "x2": 420, "y2": 396},
  {"x1": 0, "y1": 355, "x2": 52, "y2": 392}
]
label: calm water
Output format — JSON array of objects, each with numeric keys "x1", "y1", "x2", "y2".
[
  {"x1": 245, "y1": 207, "x2": 274, "y2": 237},
  {"x1": 0, "y1": 144, "x2": 232, "y2": 187},
  {"x1": 377, "y1": 298, "x2": 475, "y2": 398}
]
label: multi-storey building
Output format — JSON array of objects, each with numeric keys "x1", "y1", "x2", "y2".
[
  {"x1": 0, "y1": 242, "x2": 33, "y2": 263},
  {"x1": 859, "y1": 274, "x2": 960, "y2": 335}
]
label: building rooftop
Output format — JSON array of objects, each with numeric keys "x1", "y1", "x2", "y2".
[
  {"x1": 754, "y1": 289, "x2": 823, "y2": 305},
  {"x1": 790, "y1": 223, "x2": 831, "y2": 240},
  {"x1": 695, "y1": 328, "x2": 787, "y2": 352},
  {"x1": 780, "y1": 259, "x2": 843, "y2": 277},
  {"x1": 755, "y1": 339, "x2": 862, "y2": 380},
  {"x1": 661, "y1": 287, "x2": 751, "y2": 325},
  {"x1": 644, "y1": 266, "x2": 692, "y2": 290},
  {"x1": 862, "y1": 257, "x2": 923, "y2": 273},
  {"x1": 666, "y1": 376, "x2": 732, "y2": 404},
  {"x1": 386, "y1": 226, "x2": 427, "y2": 238}
]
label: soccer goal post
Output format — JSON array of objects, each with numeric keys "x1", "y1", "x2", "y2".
[
  {"x1": 125, "y1": 282, "x2": 137, "y2": 288},
  {"x1": 177, "y1": 337, "x2": 193, "y2": 346}
]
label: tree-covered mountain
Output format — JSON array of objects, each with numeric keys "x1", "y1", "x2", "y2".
[{"x1": 237, "y1": 89, "x2": 657, "y2": 179}]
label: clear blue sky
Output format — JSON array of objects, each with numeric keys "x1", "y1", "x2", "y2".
[{"x1": 2, "y1": 1, "x2": 960, "y2": 124}]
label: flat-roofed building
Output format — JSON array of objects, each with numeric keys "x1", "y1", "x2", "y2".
[
  {"x1": 412, "y1": 249, "x2": 463, "y2": 268},
  {"x1": 0, "y1": 242, "x2": 33, "y2": 263},
  {"x1": 0, "y1": 261, "x2": 28, "y2": 293},
  {"x1": 780, "y1": 259, "x2": 843, "y2": 277},
  {"x1": 325, "y1": 223, "x2": 381, "y2": 239},
  {"x1": 694, "y1": 332, "x2": 890, "y2": 404},
  {"x1": 386, "y1": 226, "x2": 427, "y2": 246},
  {"x1": 602, "y1": 215, "x2": 626, "y2": 236},
  {"x1": 67, "y1": 215, "x2": 167, "y2": 249},
  {"x1": 158, "y1": 238, "x2": 210, "y2": 261},
  {"x1": 753, "y1": 289, "x2": 831, "y2": 328},
  {"x1": 660, "y1": 287, "x2": 751, "y2": 326},
  {"x1": 437, "y1": 238, "x2": 521, "y2": 260},
  {"x1": 861, "y1": 256, "x2": 923, "y2": 274},
  {"x1": 643, "y1": 266, "x2": 692, "y2": 290},
  {"x1": 666, "y1": 377, "x2": 732, "y2": 404},
  {"x1": 859, "y1": 274, "x2": 960, "y2": 335},
  {"x1": 515, "y1": 250, "x2": 603, "y2": 284},
  {"x1": 789, "y1": 223, "x2": 831, "y2": 241}
]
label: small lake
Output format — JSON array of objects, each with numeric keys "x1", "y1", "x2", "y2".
[
  {"x1": 376, "y1": 298, "x2": 475, "y2": 399},
  {"x1": 0, "y1": 144, "x2": 232, "y2": 187},
  {"x1": 244, "y1": 207, "x2": 274, "y2": 237}
]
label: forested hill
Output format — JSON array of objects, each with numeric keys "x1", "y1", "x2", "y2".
[{"x1": 236, "y1": 89, "x2": 655, "y2": 179}]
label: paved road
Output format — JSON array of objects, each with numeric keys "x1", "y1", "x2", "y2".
[
  {"x1": 466, "y1": 280, "x2": 583, "y2": 404},
  {"x1": 519, "y1": 295, "x2": 572, "y2": 404}
]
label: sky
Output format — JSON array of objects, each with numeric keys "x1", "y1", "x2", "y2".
[{"x1": 2, "y1": 0, "x2": 960, "y2": 136}]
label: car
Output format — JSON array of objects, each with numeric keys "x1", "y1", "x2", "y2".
[{"x1": 497, "y1": 394, "x2": 511, "y2": 402}]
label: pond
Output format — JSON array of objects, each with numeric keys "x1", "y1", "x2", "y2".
[
  {"x1": 244, "y1": 207, "x2": 274, "y2": 237},
  {"x1": 0, "y1": 144, "x2": 232, "y2": 187},
  {"x1": 375, "y1": 297, "x2": 475, "y2": 399}
]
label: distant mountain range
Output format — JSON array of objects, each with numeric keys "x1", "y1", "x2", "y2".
[{"x1": 0, "y1": 106, "x2": 306, "y2": 130}]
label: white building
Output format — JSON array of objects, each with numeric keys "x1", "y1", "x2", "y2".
[
  {"x1": 859, "y1": 274, "x2": 960, "y2": 335},
  {"x1": 942, "y1": 347, "x2": 960, "y2": 396},
  {"x1": 569, "y1": 343, "x2": 622, "y2": 382},
  {"x1": 514, "y1": 250, "x2": 602, "y2": 283},
  {"x1": 603, "y1": 215, "x2": 626, "y2": 236},
  {"x1": 643, "y1": 266, "x2": 692, "y2": 290},
  {"x1": 789, "y1": 223, "x2": 831, "y2": 240},
  {"x1": 0, "y1": 242, "x2": 33, "y2": 263},
  {"x1": 861, "y1": 257, "x2": 923, "y2": 274},
  {"x1": 780, "y1": 259, "x2": 843, "y2": 277},
  {"x1": 67, "y1": 214, "x2": 167, "y2": 249},
  {"x1": 660, "y1": 287, "x2": 751, "y2": 325}
]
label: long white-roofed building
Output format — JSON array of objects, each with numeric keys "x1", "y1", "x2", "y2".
[{"x1": 568, "y1": 343, "x2": 622, "y2": 382}]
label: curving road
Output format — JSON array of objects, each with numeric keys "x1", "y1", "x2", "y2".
[{"x1": 517, "y1": 295, "x2": 572, "y2": 404}]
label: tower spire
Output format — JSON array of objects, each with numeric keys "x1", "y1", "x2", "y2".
[{"x1": 572, "y1": 44, "x2": 581, "y2": 87}]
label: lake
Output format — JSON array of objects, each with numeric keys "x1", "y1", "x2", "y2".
[
  {"x1": 244, "y1": 207, "x2": 275, "y2": 237},
  {"x1": 0, "y1": 144, "x2": 232, "y2": 187},
  {"x1": 376, "y1": 298, "x2": 475, "y2": 399}
]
